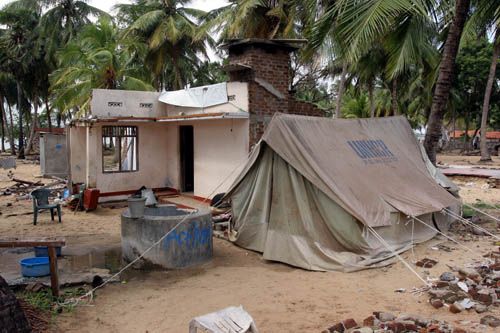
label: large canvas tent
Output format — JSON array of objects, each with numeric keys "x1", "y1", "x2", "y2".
[{"x1": 224, "y1": 114, "x2": 461, "y2": 272}]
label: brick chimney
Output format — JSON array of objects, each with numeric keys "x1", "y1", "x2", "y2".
[{"x1": 223, "y1": 39, "x2": 324, "y2": 148}]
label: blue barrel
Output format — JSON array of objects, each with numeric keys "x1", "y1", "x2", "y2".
[
  {"x1": 20, "y1": 257, "x2": 50, "y2": 277},
  {"x1": 34, "y1": 246, "x2": 62, "y2": 257}
]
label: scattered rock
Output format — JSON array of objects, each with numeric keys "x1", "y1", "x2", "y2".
[
  {"x1": 324, "y1": 313, "x2": 463, "y2": 333},
  {"x1": 440, "y1": 272, "x2": 456, "y2": 282},
  {"x1": 474, "y1": 304, "x2": 488, "y2": 313},
  {"x1": 342, "y1": 318, "x2": 358, "y2": 330},
  {"x1": 362, "y1": 316, "x2": 375, "y2": 327},
  {"x1": 416, "y1": 258, "x2": 438, "y2": 268},
  {"x1": 449, "y1": 302, "x2": 464, "y2": 313},
  {"x1": 480, "y1": 315, "x2": 500, "y2": 328},
  {"x1": 435, "y1": 281, "x2": 449, "y2": 288},
  {"x1": 375, "y1": 312, "x2": 395, "y2": 322},
  {"x1": 328, "y1": 322, "x2": 344, "y2": 333},
  {"x1": 458, "y1": 268, "x2": 481, "y2": 281},
  {"x1": 351, "y1": 328, "x2": 373, "y2": 333},
  {"x1": 430, "y1": 298, "x2": 444, "y2": 309}
]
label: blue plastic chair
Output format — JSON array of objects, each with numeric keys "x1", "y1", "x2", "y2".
[{"x1": 31, "y1": 189, "x2": 62, "y2": 225}]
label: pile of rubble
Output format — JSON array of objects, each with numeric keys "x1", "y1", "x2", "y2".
[
  {"x1": 322, "y1": 312, "x2": 469, "y2": 333},
  {"x1": 424, "y1": 249, "x2": 500, "y2": 326},
  {"x1": 1, "y1": 175, "x2": 66, "y2": 198}
]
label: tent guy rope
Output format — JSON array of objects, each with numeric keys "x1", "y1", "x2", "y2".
[
  {"x1": 411, "y1": 215, "x2": 483, "y2": 257},
  {"x1": 441, "y1": 208, "x2": 500, "y2": 240},
  {"x1": 463, "y1": 203, "x2": 500, "y2": 223},
  {"x1": 367, "y1": 226, "x2": 429, "y2": 286}
]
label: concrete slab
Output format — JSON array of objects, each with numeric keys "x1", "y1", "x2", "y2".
[{"x1": 440, "y1": 166, "x2": 500, "y2": 178}]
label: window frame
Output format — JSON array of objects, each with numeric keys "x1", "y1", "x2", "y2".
[{"x1": 101, "y1": 125, "x2": 139, "y2": 174}]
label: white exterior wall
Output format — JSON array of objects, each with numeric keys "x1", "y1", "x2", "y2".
[
  {"x1": 81, "y1": 122, "x2": 171, "y2": 193},
  {"x1": 178, "y1": 118, "x2": 249, "y2": 198},
  {"x1": 69, "y1": 126, "x2": 87, "y2": 184},
  {"x1": 90, "y1": 82, "x2": 248, "y2": 119},
  {"x1": 91, "y1": 89, "x2": 167, "y2": 118},
  {"x1": 70, "y1": 118, "x2": 249, "y2": 199}
]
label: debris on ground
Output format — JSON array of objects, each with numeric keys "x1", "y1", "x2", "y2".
[
  {"x1": 0, "y1": 156, "x2": 16, "y2": 169},
  {"x1": 322, "y1": 312, "x2": 474, "y2": 333},
  {"x1": 18, "y1": 299, "x2": 50, "y2": 333},
  {"x1": 416, "y1": 258, "x2": 438, "y2": 268},
  {"x1": 426, "y1": 249, "x2": 500, "y2": 316}
]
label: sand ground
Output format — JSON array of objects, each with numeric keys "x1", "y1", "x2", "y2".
[{"x1": 0, "y1": 156, "x2": 499, "y2": 332}]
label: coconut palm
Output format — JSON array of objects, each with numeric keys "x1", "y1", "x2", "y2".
[
  {"x1": 424, "y1": 0, "x2": 471, "y2": 164},
  {"x1": 50, "y1": 18, "x2": 154, "y2": 117},
  {"x1": 0, "y1": 71, "x2": 16, "y2": 154},
  {"x1": 461, "y1": 1, "x2": 500, "y2": 161},
  {"x1": 310, "y1": 1, "x2": 439, "y2": 119},
  {"x1": 117, "y1": 0, "x2": 214, "y2": 90},
  {"x1": 40, "y1": 0, "x2": 108, "y2": 49},
  {"x1": 0, "y1": 2, "x2": 41, "y2": 158},
  {"x1": 205, "y1": 0, "x2": 314, "y2": 40}
]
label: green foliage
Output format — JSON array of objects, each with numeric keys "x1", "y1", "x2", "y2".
[
  {"x1": 50, "y1": 18, "x2": 154, "y2": 116},
  {"x1": 341, "y1": 88, "x2": 370, "y2": 118},
  {"x1": 17, "y1": 287, "x2": 87, "y2": 317},
  {"x1": 118, "y1": 0, "x2": 213, "y2": 90},
  {"x1": 453, "y1": 38, "x2": 499, "y2": 129},
  {"x1": 205, "y1": 0, "x2": 313, "y2": 40}
]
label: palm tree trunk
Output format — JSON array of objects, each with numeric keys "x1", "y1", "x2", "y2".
[
  {"x1": 0, "y1": 95, "x2": 5, "y2": 153},
  {"x1": 0, "y1": 94, "x2": 8, "y2": 153},
  {"x1": 335, "y1": 63, "x2": 348, "y2": 118},
  {"x1": 25, "y1": 98, "x2": 38, "y2": 155},
  {"x1": 391, "y1": 79, "x2": 399, "y2": 115},
  {"x1": 17, "y1": 81, "x2": 25, "y2": 159},
  {"x1": 7, "y1": 102, "x2": 16, "y2": 155},
  {"x1": 369, "y1": 80, "x2": 375, "y2": 118},
  {"x1": 56, "y1": 111, "x2": 62, "y2": 127},
  {"x1": 463, "y1": 111, "x2": 470, "y2": 152},
  {"x1": 45, "y1": 97, "x2": 52, "y2": 130},
  {"x1": 479, "y1": 29, "x2": 500, "y2": 162},
  {"x1": 424, "y1": 0, "x2": 470, "y2": 164}
]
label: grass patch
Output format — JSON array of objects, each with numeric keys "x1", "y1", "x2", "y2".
[
  {"x1": 462, "y1": 201, "x2": 500, "y2": 218},
  {"x1": 16, "y1": 287, "x2": 88, "y2": 317}
]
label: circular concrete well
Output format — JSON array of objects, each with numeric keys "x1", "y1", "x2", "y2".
[{"x1": 121, "y1": 205, "x2": 212, "y2": 269}]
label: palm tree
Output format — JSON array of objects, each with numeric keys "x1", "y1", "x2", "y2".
[
  {"x1": 462, "y1": 1, "x2": 500, "y2": 161},
  {"x1": 39, "y1": 0, "x2": 108, "y2": 127},
  {"x1": 0, "y1": 2, "x2": 41, "y2": 158},
  {"x1": 424, "y1": 0, "x2": 471, "y2": 164},
  {"x1": 117, "y1": 0, "x2": 213, "y2": 91},
  {"x1": 0, "y1": 72, "x2": 16, "y2": 153},
  {"x1": 478, "y1": 29, "x2": 500, "y2": 161},
  {"x1": 310, "y1": 1, "x2": 439, "y2": 119},
  {"x1": 205, "y1": 0, "x2": 313, "y2": 40},
  {"x1": 50, "y1": 18, "x2": 154, "y2": 117}
]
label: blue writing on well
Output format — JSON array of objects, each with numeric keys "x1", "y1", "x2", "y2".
[{"x1": 163, "y1": 223, "x2": 211, "y2": 250}]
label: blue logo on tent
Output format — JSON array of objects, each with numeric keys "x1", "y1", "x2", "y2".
[{"x1": 347, "y1": 140, "x2": 397, "y2": 164}]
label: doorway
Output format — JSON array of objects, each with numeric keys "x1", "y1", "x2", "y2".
[{"x1": 179, "y1": 125, "x2": 194, "y2": 192}]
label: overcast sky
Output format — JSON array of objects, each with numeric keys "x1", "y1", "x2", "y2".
[{"x1": 0, "y1": 0, "x2": 229, "y2": 14}]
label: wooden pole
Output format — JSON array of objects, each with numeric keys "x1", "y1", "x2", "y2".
[{"x1": 47, "y1": 246, "x2": 59, "y2": 297}]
